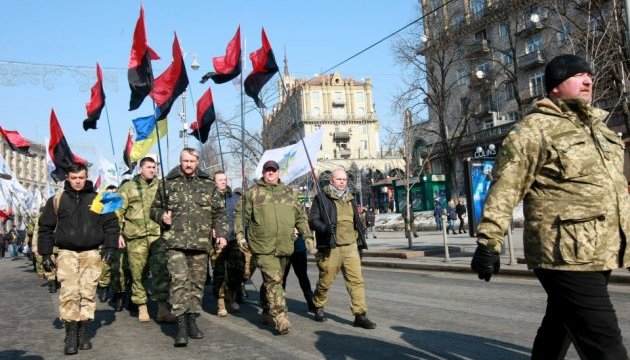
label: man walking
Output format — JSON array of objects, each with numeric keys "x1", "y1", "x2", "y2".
[
  {"x1": 38, "y1": 163, "x2": 119, "y2": 355},
  {"x1": 455, "y1": 199, "x2": 467, "y2": 234},
  {"x1": 118, "y1": 156, "x2": 176, "y2": 323},
  {"x1": 150, "y1": 148, "x2": 228, "y2": 347},
  {"x1": 234, "y1": 160, "x2": 313, "y2": 335},
  {"x1": 471, "y1": 54, "x2": 630, "y2": 359},
  {"x1": 309, "y1": 168, "x2": 375, "y2": 329}
]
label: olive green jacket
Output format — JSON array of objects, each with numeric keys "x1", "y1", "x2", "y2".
[
  {"x1": 477, "y1": 98, "x2": 630, "y2": 270},
  {"x1": 118, "y1": 174, "x2": 160, "y2": 239},
  {"x1": 150, "y1": 166, "x2": 228, "y2": 251},
  {"x1": 235, "y1": 179, "x2": 312, "y2": 256}
]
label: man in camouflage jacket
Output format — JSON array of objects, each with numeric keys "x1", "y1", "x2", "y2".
[
  {"x1": 234, "y1": 160, "x2": 313, "y2": 335},
  {"x1": 471, "y1": 54, "x2": 629, "y2": 359},
  {"x1": 150, "y1": 148, "x2": 228, "y2": 347}
]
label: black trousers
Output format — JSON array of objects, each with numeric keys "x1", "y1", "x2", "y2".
[
  {"x1": 532, "y1": 269, "x2": 628, "y2": 360},
  {"x1": 282, "y1": 250, "x2": 313, "y2": 297}
]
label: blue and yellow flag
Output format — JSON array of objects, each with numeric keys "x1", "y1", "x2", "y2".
[
  {"x1": 90, "y1": 191, "x2": 123, "y2": 214},
  {"x1": 130, "y1": 113, "x2": 167, "y2": 162}
]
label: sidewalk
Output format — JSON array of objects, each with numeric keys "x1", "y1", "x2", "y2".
[{"x1": 347, "y1": 227, "x2": 630, "y2": 284}]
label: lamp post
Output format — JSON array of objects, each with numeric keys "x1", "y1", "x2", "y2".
[{"x1": 179, "y1": 50, "x2": 200, "y2": 148}]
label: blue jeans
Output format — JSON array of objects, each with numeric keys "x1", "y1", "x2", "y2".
[
  {"x1": 368, "y1": 226, "x2": 377, "y2": 238},
  {"x1": 435, "y1": 216, "x2": 443, "y2": 230},
  {"x1": 8, "y1": 243, "x2": 18, "y2": 259}
]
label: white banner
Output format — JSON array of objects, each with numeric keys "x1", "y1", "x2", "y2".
[
  {"x1": 99, "y1": 156, "x2": 119, "y2": 188},
  {"x1": 255, "y1": 128, "x2": 323, "y2": 185}
]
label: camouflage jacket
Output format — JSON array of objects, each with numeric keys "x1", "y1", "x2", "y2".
[
  {"x1": 477, "y1": 98, "x2": 630, "y2": 270},
  {"x1": 234, "y1": 178, "x2": 312, "y2": 256},
  {"x1": 150, "y1": 166, "x2": 228, "y2": 251},
  {"x1": 118, "y1": 175, "x2": 160, "y2": 239}
]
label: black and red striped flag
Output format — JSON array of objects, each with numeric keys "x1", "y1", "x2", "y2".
[
  {"x1": 200, "y1": 26, "x2": 241, "y2": 85},
  {"x1": 244, "y1": 28, "x2": 279, "y2": 108},
  {"x1": 49, "y1": 109, "x2": 87, "y2": 182},
  {"x1": 150, "y1": 33, "x2": 189, "y2": 120},
  {"x1": 190, "y1": 87, "x2": 216, "y2": 144},
  {"x1": 0, "y1": 126, "x2": 30, "y2": 154},
  {"x1": 123, "y1": 129, "x2": 135, "y2": 175},
  {"x1": 128, "y1": 5, "x2": 160, "y2": 111},
  {"x1": 83, "y1": 62, "x2": 106, "y2": 131}
]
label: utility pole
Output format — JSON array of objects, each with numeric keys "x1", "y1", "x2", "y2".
[{"x1": 404, "y1": 108, "x2": 413, "y2": 249}]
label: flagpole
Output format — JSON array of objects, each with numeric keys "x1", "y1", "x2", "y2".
[
  {"x1": 103, "y1": 105, "x2": 121, "y2": 185},
  {"x1": 152, "y1": 101, "x2": 169, "y2": 210},
  {"x1": 240, "y1": 35, "x2": 247, "y2": 236}
]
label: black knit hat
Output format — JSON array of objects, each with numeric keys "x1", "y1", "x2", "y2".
[{"x1": 544, "y1": 54, "x2": 592, "y2": 94}]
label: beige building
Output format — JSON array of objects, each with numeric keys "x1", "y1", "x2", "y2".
[{"x1": 263, "y1": 59, "x2": 404, "y2": 208}]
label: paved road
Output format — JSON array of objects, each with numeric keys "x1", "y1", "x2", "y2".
[{"x1": 2, "y1": 253, "x2": 629, "y2": 359}]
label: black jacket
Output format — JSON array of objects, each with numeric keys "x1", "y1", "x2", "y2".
[
  {"x1": 309, "y1": 189, "x2": 367, "y2": 251},
  {"x1": 37, "y1": 181, "x2": 119, "y2": 255}
]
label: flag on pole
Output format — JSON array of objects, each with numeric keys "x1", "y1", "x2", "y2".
[
  {"x1": 254, "y1": 128, "x2": 324, "y2": 184},
  {"x1": 130, "y1": 114, "x2": 167, "y2": 162},
  {"x1": 128, "y1": 5, "x2": 160, "y2": 111},
  {"x1": 200, "y1": 26, "x2": 241, "y2": 84},
  {"x1": 26, "y1": 189, "x2": 42, "y2": 213},
  {"x1": 189, "y1": 87, "x2": 215, "y2": 144},
  {"x1": 99, "y1": 156, "x2": 119, "y2": 188},
  {"x1": 150, "y1": 33, "x2": 189, "y2": 120},
  {"x1": 83, "y1": 62, "x2": 106, "y2": 131},
  {"x1": 0, "y1": 126, "x2": 30, "y2": 154},
  {"x1": 49, "y1": 109, "x2": 87, "y2": 182},
  {"x1": 90, "y1": 190, "x2": 123, "y2": 214},
  {"x1": 123, "y1": 129, "x2": 136, "y2": 175},
  {"x1": 244, "y1": 28, "x2": 279, "y2": 108}
]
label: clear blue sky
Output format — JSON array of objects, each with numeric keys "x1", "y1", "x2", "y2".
[{"x1": 0, "y1": 0, "x2": 417, "y2": 181}]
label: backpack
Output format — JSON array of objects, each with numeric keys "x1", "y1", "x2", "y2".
[{"x1": 52, "y1": 191, "x2": 64, "y2": 215}]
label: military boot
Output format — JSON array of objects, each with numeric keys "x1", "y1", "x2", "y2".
[
  {"x1": 187, "y1": 313, "x2": 204, "y2": 339},
  {"x1": 97, "y1": 286, "x2": 109, "y2": 303},
  {"x1": 138, "y1": 304, "x2": 150, "y2": 323},
  {"x1": 174, "y1": 314, "x2": 188, "y2": 347},
  {"x1": 353, "y1": 313, "x2": 377, "y2": 329},
  {"x1": 48, "y1": 280, "x2": 57, "y2": 293},
  {"x1": 63, "y1": 321, "x2": 79, "y2": 355},
  {"x1": 113, "y1": 293, "x2": 125, "y2": 312},
  {"x1": 305, "y1": 291, "x2": 316, "y2": 313},
  {"x1": 217, "y1": 298, "x2": 227, "y2": 317},
  {"x1": 261, "y1": 310, "x2": 274, "y2": 325},
  {"x1": 274, "y1": 312, "x2": 291, "y2": 335},
  {"x1": 78, "y1": 321, "x2": 92, "y2": 350},
  {"x1": 156, "y1": 302, "x2": 177, "y2": 323},
  {"x1": 313, "y1": 307, "x2": 327, "y2": 322}
]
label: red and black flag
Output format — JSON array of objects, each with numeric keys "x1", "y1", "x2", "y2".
[
  {"x1": 123, "y1": 129, "x2": 135, "y2": 175},
  {"x1": 150, "y1": 33, "x2": 189, "y2": 120},
  {"x1": 244, "y1": 28, "x2": 279, "y2": 108},
  {"x1": 200, "y1": 26, "x2": 241, "y2": 84},
  {"x1": 128, "y1": 5, "x2": 160, "y2": 111},
  {"x1": 0, "y1": 126, "x2": 30, "y2": 154},
  {"x1": 83, "y1": 62, "x2": 106, "y2": 131},
  {"x1": 189, "y1": 87, "x2": 215, "y2": 144},
  {"x1": 49, "y1": 109, "x2": 87, "y2": 182}
]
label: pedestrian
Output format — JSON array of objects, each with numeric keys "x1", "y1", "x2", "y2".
[
  {"x1": 446, "y1": 200, "x2": 458, "y2": 235},
  {"x1": 402, "y1": 206, "x2": 419, "y2": 238},
  {"x1": 282, "y1": 232, "x2": 316, "y2": 313},
  {"x1": 471, "y1": 54, "x2": 630, "y2": 360},
  {"x1": 150, "y1": 148, "x2": 228, "y2": 347},
  {"x1": 455, "y1": 199, "x2": 467, "y2": 234},
  {"x1": 234, "y1": 159, "x2": 313, "y2": 335},
  {"x1": 365, "y1": 206, "x2": 377, "y2": 239},
  {"x1": 38, "y1": 163, "x2": 120, "y2": 355},
  {"x1": 118, "y1": 156, "x2": 176, "y2": 322},
  {"x1": 211, "y1": 171, "x2": 247, "y2": 317},
  {"x1": 309, "y1": 168, "x2": 376, "y2": 329},
  {"x1": 433, "y1": 200, "x2": 443, "y2": 231},
  {"x1": 7, "y1": 224, "x2": 18, "y2": 260}
]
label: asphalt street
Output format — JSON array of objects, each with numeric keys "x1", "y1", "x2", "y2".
[{"x1": 2, "y1": 247, "x2": 630, "y2": 360}]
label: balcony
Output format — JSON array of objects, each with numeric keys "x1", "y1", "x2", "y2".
[
  {"x1": 333, "y1": 131, "x2": 350, "y2": 140},
  {"x1": 516, "y1": 11, "x2": 548, "y2": 36},
  {"x1": 338, "y1": 149, "x2": 352, "y2": 158},
  {"x1": 467, "y1": 39, "x2": 490, "y2": 57},
  {"x1": 518, "y1": 50, "x2": 546, "y2": 70}
]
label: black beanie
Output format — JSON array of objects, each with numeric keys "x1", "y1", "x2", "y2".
[{"x1": 544, "y1": 54, "x2": 592, "y2": 95}]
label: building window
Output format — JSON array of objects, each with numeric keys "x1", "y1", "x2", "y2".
[
  {"x1": 470, "y1": 0, "x2": 485, "y2": 15},
  {"x1": 457, "y1": 69, "x2": 469, "y2": 86},
  {"x1": 332, "y1": 106, "x2": 346, "y2": 119},
  {"x1": 355, "y1": 92, "x2": 365, "y2": 103},
  {"x1": 529, "y1": 71, "x2": 545, "y2": 97},
  {"x1": 501, "y1": 51, "x2": 513, "y2": 65},
  {"x1": 504, "y1": 82, "x2": 515, "y2": 100},
  {"x1": 499, "y1": 23, "x2": 509, "y2": 38},
  {"x1": 450, "y1": 12, "x2": 464, "y2": 29},
  {"x1": 333, "y1": 91, "x2": 345, "y2": 106},
  {"x1": 360, "y1": 140, "x2": 367, "y2": 150},
  {"x1": 455, "y1": 43, "x2": 465, "y2": 58},
  {"x1": 361, "y1": 125, "x2": 367, "y2": 134},
  {"x1": 312, "y1": 107, "x2": 321, "y2": 118},
  {"x1": 507, "y1": 111, "x2": 521, "y2": 121},
  {"x1": 526, "y1": 35, "x2": 543, "y2": 53},
  {"x1": 460, "y1": 97, "x2": 469, "y2": 115},
  {"x1": 474, "y1": 29, "x2": 488, "y2": 42},
  {"x1": 311, "y1": 91, "x2": 320, "y2": 103}
]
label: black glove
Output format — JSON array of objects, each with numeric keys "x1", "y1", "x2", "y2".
[
  {"x1": 101, "y1": 249, "x2": 116, "y2": 265},
  {"x1": 326, "y1": 224, "x2": 337, "y2": 235},
  {"x1": 471, "y1": 245, "x2": 500, "y2": 282},
  {"x1": 42, "y1": 254, "x2": 55, "y2": 272}
]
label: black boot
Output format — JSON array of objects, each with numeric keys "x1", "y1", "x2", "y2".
[
  {"x1": 64, "y1": 321, "x2": 79, "y2": 355},
  {"x1": 353, "y1": 313, "x2": 377, "y2": 329},
  {"x1": 78, "y1": 321, "x2": 92, "y2": 350},
  {"x1": 174, "y1": 314, "x2": 188, "y2": 347},
  {"x1": 313, "y1": 307, "x2": 327, "y2": 322},
  {"x1": 48, "y1": 280, "x2": 57, "y2": 293},
  {"x1": 97, "y1": 286, "x2": 109, "y2": 303},
  {"x1": 305, "y1": 291, "x2": 317, "y2": 313},
  {"x1": 187, "y1": 313, "x2": 204, "y2": 339},
  {"x1": 113, "y1": 292, "x2": 125, "y2": 312}
]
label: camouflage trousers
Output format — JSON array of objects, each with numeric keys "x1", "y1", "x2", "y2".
[
  {"x1": 127, "y1": 235, "x2": 170, "y2": 304},
  {"x1": 313, "y1": 244, "x2": 367, "y2": 315},
  {"x1": 56, "y1": 249, "x2": 103, "y2": 321},
  {"x1": 167, "y1": 249, "x2": 208, "y2": 317},
  {"x1": 34, "y1": 252, "x2": 58, "y2": 281},
  {"x1": 98, "y1": 248, "x2": 128, "y2": 293},
  {"x1": 256, "y1": 254, "x2": 289, "y2": 318}
]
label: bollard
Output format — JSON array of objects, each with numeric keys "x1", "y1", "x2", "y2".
[
  {"x1": 506, "y1": 223, "x2": 516, "y2": 265},
  {"x1": 441, "y1": 214, "x2": 450, "y2": 262}
]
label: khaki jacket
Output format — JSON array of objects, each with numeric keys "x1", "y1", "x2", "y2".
[{"x1": 118, "y1": 175, "x2": 160, "y2": 239}]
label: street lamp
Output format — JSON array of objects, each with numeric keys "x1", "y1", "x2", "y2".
[{"x1": 180, "y1": 50, "x2": 200, "y2": 147}]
